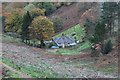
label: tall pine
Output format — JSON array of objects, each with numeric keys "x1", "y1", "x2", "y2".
[
  {"x1": 90, "y1": 20, "x2": 106, "y2": 44},
  {"x1": 21, "y1": 11, "x2": 32, "y2": 43},
  {"x1": 84, "y1": 18, "x2": 94, "y2": 39},
  {"x1": 102, "y1": 2, "x2": 118, "y2": 37}
]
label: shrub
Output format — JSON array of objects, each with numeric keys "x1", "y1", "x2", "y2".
[
  {"x1": 65, "y1": 2, "x2": 72, "y2": 6},
  {"x1": 48, "y1": 42, "x2": 56, "y2": 48},
  {"x1": 51, "y1": 16, "x2": 64, "y2": 33},
  {"x1": 103, "y1": 40, "x2": 113, "y2": 54}
]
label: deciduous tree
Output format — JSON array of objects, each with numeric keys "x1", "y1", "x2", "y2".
[
  {"x1": 33, "y1": 2, "x2": 55, "y2": 15},
  {"x1": 30, "y1": 16, "x2": 54, "y2": 47},
  {"x1": 51, "y1": 16, "x2": 64, "y2": 33},
  {"x1": 5, "y1": 8, "x2": 25, "y2": 33},
  {"x1": 29, "y1": 8, "x2": 45, "y2": 19},
  {"x1": 24, "y1": 3, "x2": 36, "y2": 11}
]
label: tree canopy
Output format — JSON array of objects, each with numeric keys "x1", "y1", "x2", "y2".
[
  {"x1": 24, "y1": 3, "x2": 36, "y2": 11},
  {"x1": 51, "y1": 16, "x2": 64, "y2": 33},
  {"x1": 30, "y1": 16, "x2": 54, "y2": 41},
  {"x1": 29, "y1": 8, "x2": 45, "y2": 19},
  {"x1": 33, "y1": 2, "x2": 55, "y2": 15},
  {"x1": 90, "y1": 20, "x2": 107, "y2": 44},
  {"x1": 21, "y1": 11, "x2": 32, "y2": 42},
  {"x1": 5, "y1": 8, "x2": 25, "y2": 33}
]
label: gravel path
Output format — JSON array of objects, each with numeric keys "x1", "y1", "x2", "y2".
[{"x1": 1, "y1": 42, "x2": 117, "y2": 78}]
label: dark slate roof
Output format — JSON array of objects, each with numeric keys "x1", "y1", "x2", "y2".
[{"x1": 53, "y1": 35, "x2": 75, "y2": 44}]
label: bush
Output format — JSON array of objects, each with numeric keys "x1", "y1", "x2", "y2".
[
  {"x1": 91, "y1": 49, "x2": 100, "y2": 57},
  {"x1": 48, "y1": 43, "x2": 56, "y2": 48},
  {"x1": 51, "y1": 16, "x2": 64, "y2": 33},
  {"x1": 65, "y1": 2, "x2": 72, "y2": 6},
  {"x1": 103, "y1": 40, "x2": 113, "y2": 54}
]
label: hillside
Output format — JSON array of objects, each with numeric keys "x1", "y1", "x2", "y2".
[
  {"x1": 1, "y1": 33, "x2": 118, "y2": 78},
  {"x1": 1, "y1": 2, "x2": 119, "y2": 79},
  {"x1": 48, "y1": 2, "x2": 100, "y2": 33}
]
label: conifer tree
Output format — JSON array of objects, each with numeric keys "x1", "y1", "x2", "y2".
[
  {"x1": 102, "y1": 2, "x2": 118, "y2": 36},
  {"x1": 103, "y1": 40, "x2": 113, "y2": 54},
  {"x1": 90, "y1": 20, "x2": 106, "y2": 44},
  {"x1": 21, "y1": 11, "x2": 32, "y2": 43},
  {"x1": 84, "y1": 18, "x2": 94, "y2": 39}
]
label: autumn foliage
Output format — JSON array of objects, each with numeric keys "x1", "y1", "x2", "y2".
[
  {"x1": 5, "y1": 8, "x2": 25, "y2": 33},
  {"x1": 29, "y1": 16, "x2": 54, "y2": 41}
]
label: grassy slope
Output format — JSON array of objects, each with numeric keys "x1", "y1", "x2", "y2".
[
  {"x1": 1, "y1": 33, "x2": 118, "y2": 78},
  {"x1": 0, "y1": 34, "x2": 66, "y2": 78},
  {"x1": 1, "y1": 33, "x2": 24, "y2": 44},
  {"x1": 1, "y1": 32, "x2": 91, "y2": 55},
  {"x1": 52, "y1": 24, "x2": 85, "y2": 41},
  {"x1": 57, "y1": 41, "x2": 92, "y2": 55},
  {"x1": 51, "y1": 24, "x2": 92, "y2": 55},
  {"x1": 2, "y1": 66, "x2": 21, "y2": 78},
  {"x1": 2, "y1": 58, "x2": 61, "y2": 78}
]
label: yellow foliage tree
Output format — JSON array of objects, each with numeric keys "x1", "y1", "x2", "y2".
[
  {"x1": 5, "y1": 8, "x2": 25, "y2": 33},
  {"x1": 30, "y1": 8, "x2": 45, "y2": 19},
  {"x1": 30, "y1": 16, "x2": 54, "y2": 43}
]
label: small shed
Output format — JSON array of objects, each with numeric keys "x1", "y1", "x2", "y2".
[{"x1": 53, "y1": 34, "x2": 75, "y2": 48}]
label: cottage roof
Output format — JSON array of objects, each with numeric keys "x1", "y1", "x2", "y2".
[{"x1": 53, "y1": 35, "x2": 75, "y2": 44}]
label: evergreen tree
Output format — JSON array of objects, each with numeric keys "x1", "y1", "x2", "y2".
[
  {"x1": 21, "y1": 11, "x2": 32, "y2": 43},
  {"x1": 102, "y1": 2, "x2": 118, "y2": 36},
  {"x1": 84, "y1": 18, "x2": 94, "y2": 39},
  {"x1": 103, "y1": 40, "x2": 113, "y2": 54},
  {"x1": 90, "y1": 20, "x2": 106, "y2": 44}
]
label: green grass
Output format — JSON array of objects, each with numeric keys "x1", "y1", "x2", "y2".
[
  {"x1": 46, "y1": 41, "x2": 92, "y2": 55},
  {"x1": 2, "y1": 58, "x2": 67, "y2": 78},
  {"x1": 1, "y1": 33, "x2": 41, "y2": 45},
  {"x1": 50, "y1": 24, "x2": 91, "y2": 55},
  {"x1": 52, "y1": 24, "x2": 85, "y2": 41},
  {"x1": 75, "y1": 41, "x2": 92, "y2": 51},
  {"x1": 3, "y1": 67, "x2": 21, "y2": 78},
  {"x1": 1, "y1": 33, "x2": 25, "y2": 44},
  {"x1": 97, "y1": 62, "x2": 118, "y2": 76}
]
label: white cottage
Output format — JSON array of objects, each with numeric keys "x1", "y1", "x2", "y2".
[{"x1": 53, "y1": 34, "x2": 76, "y2": 48}]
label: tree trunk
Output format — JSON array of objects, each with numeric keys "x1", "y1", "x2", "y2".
[
  {"x1": 40, "y1": 40, "x2": 45, "y2": 48},
  {"x1": 34, "y1": 40, "x2": 35, "y2": 44},
  {"x1": 109, "y1": 24, "x2": 112, "y2": 37}
]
